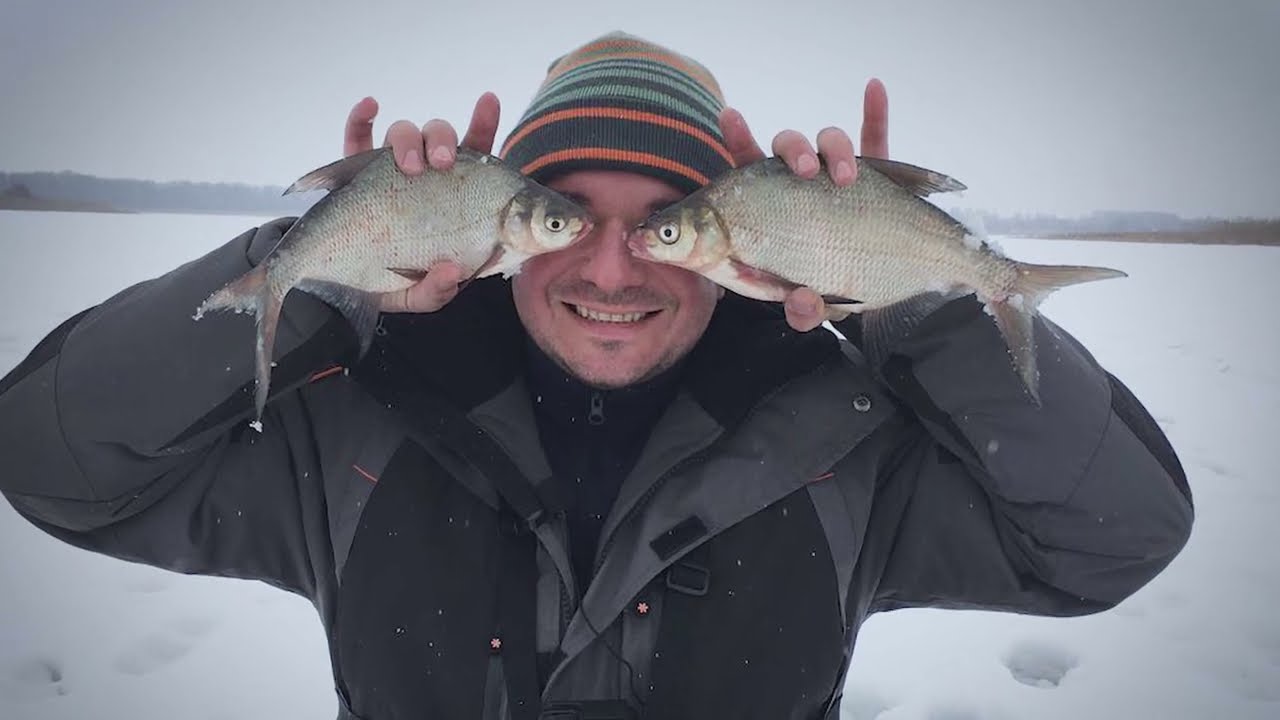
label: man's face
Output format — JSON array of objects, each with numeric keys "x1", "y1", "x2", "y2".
[{"x1": 512, "y1": 170, "x2": 722, "y2": 388}]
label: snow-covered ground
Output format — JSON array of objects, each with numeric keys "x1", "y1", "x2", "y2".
[{"x1": 0, "y1": 210, "x2": 1275, "y2": 720}]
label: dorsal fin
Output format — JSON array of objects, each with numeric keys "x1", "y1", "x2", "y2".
[
  {"x1": 284, "y1": 148, "x2": 386, "y2": 195},
  {"x1": 859, "y1": 156, "x2": 967, "y2": 197}
]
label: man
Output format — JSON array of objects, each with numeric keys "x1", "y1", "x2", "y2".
[{"x1": 0, "y1": 32, "x2": 1192, "y2": 720}]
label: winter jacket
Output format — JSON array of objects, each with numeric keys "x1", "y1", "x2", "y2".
[{"x1": 0, "y1": 217, "x2": 1194, "y2": 719}]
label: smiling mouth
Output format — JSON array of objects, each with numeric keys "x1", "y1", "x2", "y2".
[{"x1": 567, "y1": 303, "x2": 661, "y2": 324}]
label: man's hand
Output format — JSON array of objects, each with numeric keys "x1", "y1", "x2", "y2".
[
  {"x1": 717, "y1": 79, "x2": 890, "y2": 332},
  {"x1": 341, "y1": 93, "x2": 503, "y2": 313}
]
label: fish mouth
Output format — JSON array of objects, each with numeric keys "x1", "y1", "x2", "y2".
[
  {"x1": 572, "y1": 220, "x2": 596, "y2": 244},
  {"x1": 625, "y1": 234, "x2": 654, "y2": 259}
]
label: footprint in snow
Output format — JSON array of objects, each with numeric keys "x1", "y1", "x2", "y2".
[
  {"x1": 111, "y1": 616, "x2": 218, "y2": 676},
  {"x1": 1194, "y1": 459, "x2": 1234, "y2": 478},
  {"x1": 1002, "y1": 640, "x2": 1078, "y2": 689},
  {"x1": 122, "y1": 574, "x2": 173, "y2": 594},
  {"x1": 1110, "y1": 600, "x2": 1147, "y2": 619},
  {"x1": 170, "y1": 615, "x2": 218, "y2": 638},
  {"x1": 928, "y1": 709, "x2": 985, "y2": 720},
  {"x1": 839, "y1": 688, "x2": 893, "y2": 719},
  {"x1": 1203, "y1": 658, "x2": 1280, "y2": 703},
  {"x1": 1250, "y1": 625, "x2": 1280, "y2": 667},
  {"x1": 0, "y1": 657, "x2": 68, "y2": 702}
]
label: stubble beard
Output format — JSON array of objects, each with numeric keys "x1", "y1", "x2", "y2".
[{"x1": 537, "y1": 334, "x2": 690, "y2": 390}]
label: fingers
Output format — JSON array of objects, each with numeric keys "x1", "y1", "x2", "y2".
[
  {"x1": 383, "y1": 119, "x2": 427, "y2": 174},
  {"x1": 756, "y1": 76, "x2": 890, "y2": 186},
  {"x1": 784, "y1": 287, "x2": 826, "y2": 332},
  {"x1": 379, "y1": 262, "x2": 466, "y2": 314},
  {"x1": 421, "y1": 119, "x2": 459, "y2": 170},
  {"x1": 350, "y1": 92, "x2": 498, "y2": 175},
  {"x1": 344, "y1": 97, "x2": 379, "y2": 157},
  {"x1": 772, "y1": 129, "x2": 820, "y2": 179},
  {"x1": 861, "y1": 78, "x2": 889, "y2": 159},
  {"x1": 461, "y1": 92, "x2": 501, "y2": 154},
  {"x1": 719, "y1": 107, "x2": 765, "y2": 168},
  {"x1": 816, "y1": 126, "x2": 857, "y2": 186}
]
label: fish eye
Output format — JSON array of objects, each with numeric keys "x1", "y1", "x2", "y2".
[
  {"x1": 658, "y1": 222, "x2": 680, "y2": 245},
  {"x1": 545, "y1": 215, "x2": 566, "y2": 232}
]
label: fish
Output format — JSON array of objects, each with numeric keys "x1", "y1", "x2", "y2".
[
  {"x1": 195, "y1": 146, "x2": 594, "y2": 422},
  {"x1": 630, "y1": 156, "x2": 1126, "y2": 402}
]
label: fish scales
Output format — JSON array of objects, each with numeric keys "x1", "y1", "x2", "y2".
[
  {"x1": 195, "y1": 146, "x2": 593, "y2": 425},
  {"x1": 633, "y1": 155, "x2": 1126, "y2": 403},
  {"x1": 274, "y1": 151, "x2": 527, "y2": 295},
  {"x1": 701, "y1": 159, "x2": 1016, "y2": 305}
]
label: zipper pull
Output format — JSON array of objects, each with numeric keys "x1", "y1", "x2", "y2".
[{"x1": 588, "y1": 391, "x2": 605, "y2": 426}]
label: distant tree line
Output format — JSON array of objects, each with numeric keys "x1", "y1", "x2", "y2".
[
  {"x1": 939, "y1": 207, "x2": 1222, "y2": 236},
  {"x1": 2, "y1": 169, "x2": 1268, "y2": 239},
  {"x1": 0, "y1": 170, "x2": 317, "y2": 216}
]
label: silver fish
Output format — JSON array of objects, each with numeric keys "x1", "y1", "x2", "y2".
[
  {"x1": 631, "y1": 156, "x2": 1126, "y2": 402},
  {"x1": 196, "y1": 146, "x2": 593, "y2": 421}
]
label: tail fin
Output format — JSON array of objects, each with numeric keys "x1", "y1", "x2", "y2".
[
  {"x1": 195, "y1": 264, "x2": 284, "y2": 423},
  {"x1": 1011, "y1": 262, "x2": 1127, "y2": 311},
  {"x1": 989, "y1": 261, "x2": 1127, "y2": 403}
]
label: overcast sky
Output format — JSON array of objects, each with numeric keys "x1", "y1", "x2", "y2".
[{"x1": 0, "y1": 0, "x2": 1275, "y2": 218}]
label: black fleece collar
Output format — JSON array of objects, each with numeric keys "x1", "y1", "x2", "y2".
[
  {"x1": 360, "y1": 277, "x2": 842, "y2": 434},
  {"x1": 523, "y1": 334, "x2": 684, "y2": 430}
]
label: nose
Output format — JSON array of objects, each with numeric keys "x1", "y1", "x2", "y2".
[{"x1": 576, "y1": 218, "x2": 647, "y2": 292}]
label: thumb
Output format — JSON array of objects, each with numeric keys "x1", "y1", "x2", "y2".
[
  {"x1": 379, "y1": 262, "x2": 466, "y2": 313},
  {"x1": 784, "y1": 287, "x2": 826, "y2": 332}
]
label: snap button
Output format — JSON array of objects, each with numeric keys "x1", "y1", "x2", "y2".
[{"x1": 852, "y1": 394, "x2": 873, "y2": 412}]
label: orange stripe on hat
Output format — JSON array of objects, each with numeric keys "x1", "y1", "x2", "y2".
[
  {"x1": 520, "y1": 148, "x2": 710, "y2": 187},
  {"x1": 501, "y1": 107, "x2": 732, "y2": 165}
]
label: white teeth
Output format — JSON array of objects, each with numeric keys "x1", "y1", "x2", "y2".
[{"x1": 574, "y1": 305, "x2": 649, "y2": 323}]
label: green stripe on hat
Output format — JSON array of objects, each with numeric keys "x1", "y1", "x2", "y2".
[
  {"x1": 517, "y1": 79, "x2": 723, "y2": 137},
  {"x1": 530, "y1": 59, "x2": 726, "y2": 122},
  {"x1": 503, "y1": 32, "x2": 732, "y2": 193}
]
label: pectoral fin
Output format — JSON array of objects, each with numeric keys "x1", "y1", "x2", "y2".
[
  {"x1": 472, "y1": 246, "x2": 530, "y2": 280},
  {"x1": 698, "y1": 257, "x2": 800, "y2": 302},
  {"x1": 860, "y1": 291, "x2": 958, "y2": 356},
  {"x1": 295, "y1": 279, "x2": 383, "y2": 357},
  {"x1": 387, "y1": 268, "x2": 428, "y2": 282}
]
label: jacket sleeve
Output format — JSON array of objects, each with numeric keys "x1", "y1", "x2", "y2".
[
  {"x1": 837, "y1": 298, "x2": 1193, "y2": 616},
  {"x1": 0, "y1": 218, "x2": 356, "y2": 597}
]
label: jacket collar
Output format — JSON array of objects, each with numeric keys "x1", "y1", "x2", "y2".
[
  {"x1": 522, "y1": 334, "x2": 684, "y2": 435},
  {"x1": 351, "y1": 277, "x2": 848, "y2": 526},
  {"x1": 359, "y1": 275, "x2": 843, "y2": 430}
]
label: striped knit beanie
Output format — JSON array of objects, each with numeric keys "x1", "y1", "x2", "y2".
[{"x1": 499, "y1": 32, "x2": 734, "y2": 195}]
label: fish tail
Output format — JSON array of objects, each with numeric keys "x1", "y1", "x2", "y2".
[
  {"x1": 253, "y1": 287, "x2": 285, "y2": 423},
  {"x1": 987, "y1": 261, "x2": 1128, "y2": 403},
  {"x1": 1009, "y1": 261, "x2": 1127, "y2": 313},
  {"x1": 194, "y1": 264, "x2": 285, "y2": 422}
]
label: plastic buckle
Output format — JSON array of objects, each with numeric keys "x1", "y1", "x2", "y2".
[
  {"x1": 539, "y1": 700, "x2": 637, "y2": 719},
  {"x1": 665, "y1": 561, "x2": 711, "y2": 596}
]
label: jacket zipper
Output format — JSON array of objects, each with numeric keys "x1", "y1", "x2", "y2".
[{"x1": 588, "y1": 391, "x2": 605, "y2": 426}]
